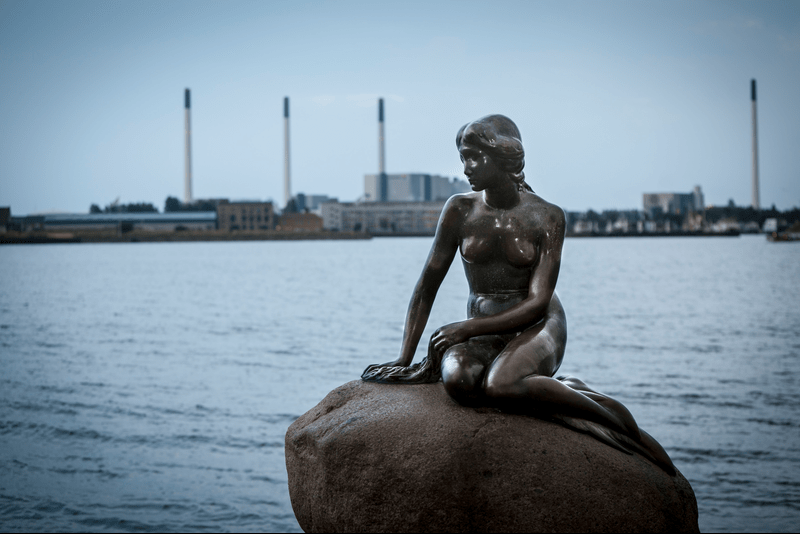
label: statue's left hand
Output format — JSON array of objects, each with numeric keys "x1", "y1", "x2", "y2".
[{"x1": 431, "y1": 321, "x2": 472, "y2": 354}]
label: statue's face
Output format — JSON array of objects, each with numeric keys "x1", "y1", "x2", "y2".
[{"x1": 459, "y1": 143, "x2": 503, "y2": 192}]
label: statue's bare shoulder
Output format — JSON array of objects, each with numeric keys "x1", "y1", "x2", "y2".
[
  {"x1": 520, "y1": 192, "x2": 566, "y2": 242},
  {"x1": 438, "y1": 192, "x2": 481, "y2": 231}
]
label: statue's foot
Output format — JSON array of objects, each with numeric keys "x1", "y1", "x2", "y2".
[
  {"x1": 553, "y1": 376, "x2": 674, "y2": 475},
  {"x1": 638, "y1": 429, "x2": 676, "y2": 476},
  {"x1": 556, "y1": 376, "x2": 641, "y2": 439}
]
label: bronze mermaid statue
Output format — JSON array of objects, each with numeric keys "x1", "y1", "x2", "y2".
[{"x1": 362, "y1": 114, "x2": 675, "y2": 474}]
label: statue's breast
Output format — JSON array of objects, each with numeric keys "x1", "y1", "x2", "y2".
[
  {"x1": 460, "y1": 220, "x2": 538, "y2": 269},
  {"x1": 502, "y1": 234, "x2": 538, "y2": 268},
  {"x1": 460, "y1": 235, "x2": 495, "y2": 264}
]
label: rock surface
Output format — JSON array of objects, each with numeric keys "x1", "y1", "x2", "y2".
[{"x1": 285, "y1": 380, "x2": 699, "y2": 533}]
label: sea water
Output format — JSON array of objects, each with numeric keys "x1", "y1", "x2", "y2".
[{"x1": 1, "y1": 235, "x2": 798, "y2": 532}]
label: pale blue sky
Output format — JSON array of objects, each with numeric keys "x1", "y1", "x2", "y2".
[{"x1": 1, "y1": 0, "x2": 798, "y2": 214}]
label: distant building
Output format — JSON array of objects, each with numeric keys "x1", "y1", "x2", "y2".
[
  {"x1": 292, "y1": 193, "x2": 337, "y2": 214},
  {"x1": 34, "y1": 212, "x2": 216, "y2": 231},
  {"x1": 0, "y1": 207, "x2": 9, "y2": 233},
  {"x1": 278, "y1": 212, "x2": 323, "y2": 232},
  {"x1": 217, "y1": 200, "x2": 275, "y2": 231},
  {"x1": 321, "y1": 201, "x2": 445, "y2": 235},
  {"x1": 710, "y1": 218, "x2": 741, "y2": 233},
  {"x1": 763, "y1": 218, "x2": 778, "y2": 233},
  {"x1": 566, "y1": 210, "x2": 645, "y2": 235},
  {"x1": 643, "y1": 186, "x2": 704, "y2": 218},
  {"x1": 7, "y1": 214, "x2": 45, "y2": 232},
  {"x1": 165, "y1": 197, "x2": 228, "y2": 213},
  {"x1": 364, "y1": 173, "x2": 470, "y2": 203},
  {"x1": 741, "y1": 221, "x2": 761, "y2": 233},
  {"x1": 572, "y1": 220, "x2": 598, "y2": 234}
]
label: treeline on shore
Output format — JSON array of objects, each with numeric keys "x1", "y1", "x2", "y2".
[
  {"x1": 567, "y1": 203, "x2": 800, "y2": 229},
  {"x1": 90, "y1": 197, "x2": 222, "y2": 214}
]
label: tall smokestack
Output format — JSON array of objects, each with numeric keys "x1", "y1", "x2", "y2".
[
  {"x1": 184, "y1": 88, "x2": 193, "y2": 204},
  {"x1": 284, "y1": 97, "x2": 291, "y2": 208},
  {"x1": 751, "y1": 79, "x2": 760, "y2": 209},
  {"x1": 378, "y1": 98, "x2": 387, "y2": 202}
]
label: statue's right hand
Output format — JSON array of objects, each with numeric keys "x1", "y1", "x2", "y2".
[
  {"x1": 362, "y1": 355, "x2": 438, "y2": 384},
  {"x1": 363, "y1": 359, "x2": 405, "y2": 373}
]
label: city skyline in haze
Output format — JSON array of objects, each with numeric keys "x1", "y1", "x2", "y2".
[{"x1": 1, "y1": 0, "x2": 799, "y2": 215}]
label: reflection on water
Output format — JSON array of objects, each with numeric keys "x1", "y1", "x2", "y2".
[{"x1": 0, "y1": 236, "x2": 798, "y2": 532}]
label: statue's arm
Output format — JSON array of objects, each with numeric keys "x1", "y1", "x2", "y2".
[
  {"x1": 393, "y1": 198, "x2": 462, "y2": 366},
  {"x1": 432, "y1": 206, "x2": 565, "y2": 350}
]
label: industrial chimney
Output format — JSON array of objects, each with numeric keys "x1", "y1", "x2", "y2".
[
  {"x1": 284, "y1": 97, "x2": 291, "y2": 208},
  {"x1": 378, "y1": 98, "x2": 387, "y2": 202},
  {"x1": 751, "y1": 79, "x2": 760, "y2": 210},
  {"x1": 184, "y1": 88, "x2": 193, "y2": 204}
]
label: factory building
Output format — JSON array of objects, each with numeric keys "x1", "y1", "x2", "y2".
[
  {"x1": 364, "y1": 173, "x2": 470, "y2": 203},
  {"x1": 0, "y1": 207, "x2": 10, "y2": 232},
  {"x1": 643, "y1": 186, "x2": 704, "y2": 218},
  {"x1": 278, "y1": 212, "x2": 323, "y2": 232},
  {"x1": 217, "y1": 200, "x2": 275, "y2": 231},
  {"x1": 35, "y1": 212, "x2": 217, "y2": 231},
  {"x1": 321, "y1": 201, "x2": 445, "y2": 235},
  {"x1": 291, "y1": 193, "x2": 338, "y2": 213}
]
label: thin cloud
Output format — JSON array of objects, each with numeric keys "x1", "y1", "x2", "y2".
[
  {"x1": 312, "y1": 95, "x2": 336, "y2": 106},
  {"x1": 778, "y1": 34, "x2": 800, "y2": 52},
  {"x1": 347, "y1": 94, "x2": 404, "y2": 107},
  {"x1": 693, "y1": 17, "x2": 765, "y2": 34}
]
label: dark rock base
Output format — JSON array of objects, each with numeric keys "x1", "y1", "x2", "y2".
[{"x1": 285, "y1": 380, "x2": 699, "y2": 533}]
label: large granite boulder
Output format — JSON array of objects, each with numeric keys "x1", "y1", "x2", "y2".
[{"x1": 285, "y1": 380, "x2": 699, "y2": 533}]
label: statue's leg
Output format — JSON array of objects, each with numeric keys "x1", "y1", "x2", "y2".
[
  {"x1": 556, "y1": 376, "x2": 638, "y2": 432},
  {"x1": 479, "y1": 297, "x2": 675, "y2": 473},
  {"x1": 440, "y1": 338, "x2": 502, "y2": 407},
  {"x1": 557, "y1": 376, "x2": 675, "y2": 472},
  {"x1": 483, "y1": 297, "x2": 640, "y2": 438}
]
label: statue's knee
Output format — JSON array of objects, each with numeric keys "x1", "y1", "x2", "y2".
[
  {"x1": 442, "y1": 367, "x2": 482, "y2": 405},
  {"x1": 484, "y1": 376, "x2": 509, "y2": 399}
]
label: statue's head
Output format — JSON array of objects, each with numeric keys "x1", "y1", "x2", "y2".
[{"x1": 456, "y1": 115, "x2": 529, "y2": 192}]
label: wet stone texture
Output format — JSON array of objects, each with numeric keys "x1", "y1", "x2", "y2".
[{"x1": 285, "y1": 380, "x2": 699, "y2": 533}]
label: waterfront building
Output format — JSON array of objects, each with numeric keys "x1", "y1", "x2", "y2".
[
  {"x1": 610, "y1": 211, "x2": 645, "y2": 233},
  {"x1": 643, "y1": 186, "x2": 704, "y2": 218},
  {"x1": 0, "y1": 207, "x2": 9, "y2": 233},
  {"x1": 217, "y1": 200, "x2": 275, "y2": 232},
  {"x1": 763, "y1": 218, "x2": 778, "y2": 233},
  {"x1": 572, "y1": 220, "x2": 598, "y2": 234},
  {"x1": 32, "y1": 212, "x2": 217, "y2": 231},
  {"x1": 321, "y1": 200, "x2": 445, "y2": 235},
  {"x1": 710, "y1": 218, "x2": 741, "y2": 233},
  {"x1": 277, "y1": 212, "x2": 323, "y2": 232},
  {"x1": 565, "y1": 210, "x2": 644, "y2": 235},
  {"x1": 291, "y1": 193, "x2": 338, "y2": 214},
  {"x1": 741, "y1": 221, "x2": 761, "y2": 233},
  {"x1": 363, "y1": 174, "x2": 470, "y2": 203},
  {"x1": 638, "y1": 220, "x2": 658, "y2": 233}
]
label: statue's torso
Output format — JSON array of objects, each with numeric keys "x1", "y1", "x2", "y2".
[{"x1": 453, "y1": 191, "x2": 561, "y2": 320}]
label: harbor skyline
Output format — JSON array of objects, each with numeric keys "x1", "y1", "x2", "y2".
[{"x1": 1, "y1": 1, "x2": 799, "y2": 215}]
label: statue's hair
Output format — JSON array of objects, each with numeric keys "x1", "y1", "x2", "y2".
[{"x1": 456, "y1": 114, "x2": 533, "y2": 192}]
